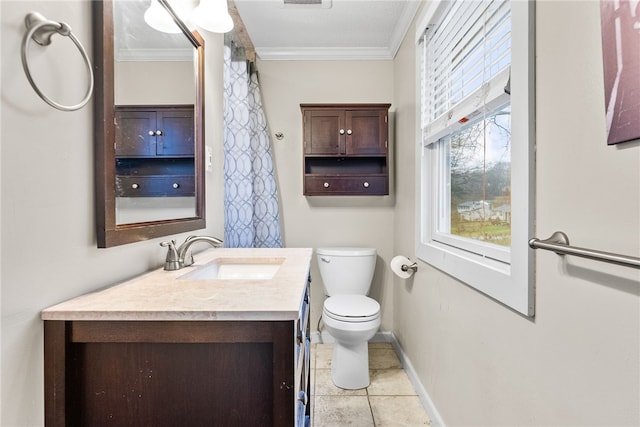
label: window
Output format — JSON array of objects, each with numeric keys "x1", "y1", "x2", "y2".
[{"x1": 416, "y1": 0, "x2": 535, "y2": 316}]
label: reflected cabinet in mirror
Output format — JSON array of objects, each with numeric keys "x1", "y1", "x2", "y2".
[{"x1": 94, "y1": 0, "x2": 205, "y2": 248}]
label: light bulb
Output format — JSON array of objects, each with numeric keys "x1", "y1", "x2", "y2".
[
  {"x1": 144, "y1": 0, "x2": 183, "y2": 33},
  {"x1": 192, "y1": 0, "x2": 234, "y2": 33}
]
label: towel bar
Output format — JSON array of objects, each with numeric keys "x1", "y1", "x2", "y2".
[{"x1": 529, "y1": 231, "x2": 640, "y2": 269}]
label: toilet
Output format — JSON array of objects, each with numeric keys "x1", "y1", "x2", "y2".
[{"x1": 317, "y1": 247, "x2": 381, "y2": 389}]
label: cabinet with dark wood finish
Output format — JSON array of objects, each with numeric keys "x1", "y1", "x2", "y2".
[
  {"x1": 43, "y1": 280, "x2": 311, "y2": 427},
  {"x1": 301, "y1": 104, "x2": 391, "y2": 196},
  {"x1": 115, "y1": 105, "x2": 195, "y2": 197}
]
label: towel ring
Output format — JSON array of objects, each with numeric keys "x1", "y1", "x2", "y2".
[{"x1": 21, "y1": 12, "x2": 94, "y2": 112}]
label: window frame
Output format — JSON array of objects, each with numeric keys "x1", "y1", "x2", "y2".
[{"x1": 415, "y1": 0, "x2": 536, "y2": 316}]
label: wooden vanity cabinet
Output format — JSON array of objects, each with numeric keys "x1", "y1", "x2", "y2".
[
  {"x1": 43, "y1": 281, "x2": 311, "y2": 427},
  {"x1": 114, "y1": 105, "x2": 195, "y2": 197},
  {"x1": 301, "y1": 103, "x2": 391, "y2": 196}
]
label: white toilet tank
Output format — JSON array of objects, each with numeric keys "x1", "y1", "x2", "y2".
[{"x1": 316, "y1": 247, "x2": 377, "y2": 296}]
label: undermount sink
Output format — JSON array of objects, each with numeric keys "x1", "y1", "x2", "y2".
[{"x1": 178, "y1": 257, "x2": 285, "y2": 281}]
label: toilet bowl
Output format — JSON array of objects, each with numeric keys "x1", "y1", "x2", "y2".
[
  {"x1": 322, "y1": 294, "x2": 381, "y2": 389},
  {"x1": 316, "y1": 247, "x2": 380, "y2": 389}
]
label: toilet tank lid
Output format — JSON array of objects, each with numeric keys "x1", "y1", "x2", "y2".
[{"x1": 316, "y1": 247, "x2": 376, "y2": 257}]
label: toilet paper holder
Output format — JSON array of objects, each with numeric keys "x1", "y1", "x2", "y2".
[
  {"x1": 390, "y1": 255, "x2": 418, "y2": 279},
  {"x1": 401, "y1": 261, "x2": 418, "y2": 273}
]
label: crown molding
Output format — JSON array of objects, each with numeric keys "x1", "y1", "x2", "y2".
[
  {"x1": 115, "y1": 48, "x2": 193, "y2": 62},
  {"x1": 255, "y1": 46, "x2": 396, "y2": 61}
]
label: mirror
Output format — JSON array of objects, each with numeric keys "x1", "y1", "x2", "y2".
[{"x1": 94, "y1": 0, "x2": 205, "y2": 248}]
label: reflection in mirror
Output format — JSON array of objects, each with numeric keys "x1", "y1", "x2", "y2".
[
  {"x1": 94, "y1": 0, "x2": 205, "y2": 247},
  {"x1": 114, "y1": 0, "x2": 196, "y2": 225}
]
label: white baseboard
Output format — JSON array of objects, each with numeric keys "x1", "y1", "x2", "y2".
[{"x1": 310, "y1": 331, "x2": 446, "y2": 427}]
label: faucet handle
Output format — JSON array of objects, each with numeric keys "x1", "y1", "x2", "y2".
[
  {"x1": 160, "y1": 240, "x2": 181, "y2": 271},
  {"x1": 160, "y1": 239, "x2": 177, "y2": 252}
]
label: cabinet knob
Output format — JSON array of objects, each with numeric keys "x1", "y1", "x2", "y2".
[
  {"x1": 323, "y1": 182, "x2": 330, "y2": 188},
  {"x1": 131, "y1": 183, "x2": 139, "y2": 189},
  {"x1": 172, "y1": 183, "x2": 180, "y2": 189},
  {"x1": 339, "y1": 129, "x2": 345, "y2": 135},
  {"x1": 363, "y1": 182, "x2": 370, "y2": 188},
  {"x1": 148, "y1": 130, "x2": 155, "y2": 136},
  {"x1": 347, "y1": 129, "x2": 352, "y2": 135},
  {"x1": 155, "y1": 130, "x2": 163, "y2": 136}
]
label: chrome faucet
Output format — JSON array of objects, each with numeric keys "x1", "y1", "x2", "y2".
[{"x1": 160, "y1": 235, "x2": 223, "y2": 271}]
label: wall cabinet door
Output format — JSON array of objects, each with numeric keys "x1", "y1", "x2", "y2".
[
  {"x1": 157, "y1": 109, "x2": 194, "y2": 156},
  {"x1": 345, "y1": 109, "x2": 387, "y2": 155},
  {"x1": 115, "y1": 110, "x2": 157, "y2": 156},
  {"x1": 115, "y1": 107, "x2": 194, "y2": 157},
  {"x1": 303, "y1": 109, "x2": 345, "y2": 155},
  {"x1": 303, "y1": 107, "x2": 388, "y2": 156}
]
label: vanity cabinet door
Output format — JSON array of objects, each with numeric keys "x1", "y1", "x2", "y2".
[
  {"x1": 44, "y1": 320, "x2": 299, "y2": 427},
  {"x1": 295, "y1": 279, "x2": 311, "y2": 427}
]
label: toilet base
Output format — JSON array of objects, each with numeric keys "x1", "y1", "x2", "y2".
[{"x1": 331, "y1": 341, "x2": 370, "y2": 389}]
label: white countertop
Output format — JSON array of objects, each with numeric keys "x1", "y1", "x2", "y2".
[{"x1": 42, "y1": 247, "x2": 313, "y2": 322}]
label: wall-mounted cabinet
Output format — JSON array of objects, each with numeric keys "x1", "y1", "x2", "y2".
[
  {"x1": 115, "y1": 105, "x2": 194, "y2": 197},
  {"x1": 301, "y1": 104, "x2": 391, "y2": 196}
]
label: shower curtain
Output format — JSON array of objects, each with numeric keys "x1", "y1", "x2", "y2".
[{"x1": 222, "y1": 42, "x2": 283, "y2": 248}]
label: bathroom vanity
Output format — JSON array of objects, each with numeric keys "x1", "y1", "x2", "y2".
[{"x1": 41, "y1": 247, "x2": 312, "y2": 427}]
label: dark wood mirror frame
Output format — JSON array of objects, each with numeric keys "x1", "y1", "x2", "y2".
[{"x1": 94, "y1": 0, "x2": 205, "y2": 248}]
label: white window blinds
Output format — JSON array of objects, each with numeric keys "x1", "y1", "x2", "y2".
[{"x1": 422, "y1": 0, "x2": 511, "y2": 144}]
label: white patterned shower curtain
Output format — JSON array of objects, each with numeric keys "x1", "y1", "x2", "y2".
[{"x1": 223, "y1": 43, "x2": 283, "y2": 248}]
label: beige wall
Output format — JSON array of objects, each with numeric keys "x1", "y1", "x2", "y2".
[
  {"x1": 2, "y1": 0, "x2": 639, "y2": 426},
  {"x1": 256, "y1": 59, "x2": 396, "y2": 334},
  {"x1": 0, "y1": 2, "x2": 225, "y2": 425},
  {"x1": 115, "y1": 61, "x2": 194, "y2": 104},
  {"x1": 392, "y1": 2, "x2": 640, "y2": 426}
]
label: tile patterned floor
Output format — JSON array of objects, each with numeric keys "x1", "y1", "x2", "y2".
[{"x1": 311, "y1": 342, "x2": 431, "y2": 426}]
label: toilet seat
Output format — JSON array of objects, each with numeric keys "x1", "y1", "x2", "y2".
[
  {"x1": 323, "y1": 295, "x2": 380, "y2": 323},
  {"x1": 317, "y1": 247, "x2": 377, "y2": 257}
]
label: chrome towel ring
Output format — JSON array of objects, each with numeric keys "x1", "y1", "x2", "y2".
[{"x1": 21, "y1": 12, "x2": 94, "y2": 112}]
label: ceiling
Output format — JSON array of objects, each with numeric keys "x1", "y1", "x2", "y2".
[
  {"x1": 113, "y1": 0, "x2": 421, "y2": 62},
  {"x1": 232, "y1": 0, "x2": 421, "y2": 60},
  {"x1": 114, "y1": 0, "x2": 196, "y2": 61}
]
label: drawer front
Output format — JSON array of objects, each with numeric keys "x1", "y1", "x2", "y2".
[
  {"x1": 116, "y1": 175, "x2": 195, "y2": 197},
  {"x1": 304, "y1": 176, "x2": 388, "y2": 195}
]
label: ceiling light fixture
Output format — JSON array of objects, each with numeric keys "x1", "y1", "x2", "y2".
[
  {"x1": 143, "y1": 0, "x2": 183, "y2": 34},
  {"x1": 192, "y1": 0, "x2": 234, "y2": 33},
  {"x1": 282, "y1": 0, "x2": 331, "y2": 8}
]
